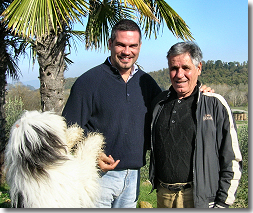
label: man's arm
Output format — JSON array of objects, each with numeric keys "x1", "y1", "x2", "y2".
[
  {"x1": 214, "y1": 96, "x2": 242, "y2": 207},
  {"x1": 62, "y1": 77, "x2": 92, "y2": 132}
]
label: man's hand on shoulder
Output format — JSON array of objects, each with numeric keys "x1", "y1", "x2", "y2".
[{"x1": 200, "y1": 85, "x2": 215, "y2": 93}]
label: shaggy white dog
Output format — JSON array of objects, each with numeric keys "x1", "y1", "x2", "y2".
[{"x1": 4, "y1": 110, "x2": 104, "y2": 208}]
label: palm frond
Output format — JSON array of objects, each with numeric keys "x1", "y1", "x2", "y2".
[
  {"x1": 125, "y1": 0, "x2": 158, "y2": 22},
  {"x1": 85, "y1": 0, "x2": 136, "y2": 50},
  {"x1": 140, "y1": 0, "x2": 194, "y2": 40},
  {"x1": 64, "y1": 52, "x2": 74, "y2": 65},
  {"x1": 1, "y1": 0, "x2": 89, "y2": 38},
  {"x1": 0, "y1": 21, "x2": 29, "y2": 80},
  {"x1": 0, "y1": 0, "x2": 13, "y2": 14}
]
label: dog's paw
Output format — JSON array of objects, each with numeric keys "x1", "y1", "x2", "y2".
[
  {"x1": 66, "y1": 124, "x2": 84, "y2": 151},
  {"x1": 74, "y1": 132, "x2": 105, "y2": 161}
]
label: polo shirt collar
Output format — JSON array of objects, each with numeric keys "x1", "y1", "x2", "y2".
[{"x1": 107, "y1": 57, "x2": 138, "y2": 82}]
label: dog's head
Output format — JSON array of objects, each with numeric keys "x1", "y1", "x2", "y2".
[{"x1": 5, "y1": 110, "x2": 69, "y2": 179}]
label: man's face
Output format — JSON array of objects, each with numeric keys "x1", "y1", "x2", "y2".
[
  {"x1": 169, "y1": 53, "x2": 202, "y2": 99},
  {"x1": 109, "y1": 30, "x2": 141, "y2": 74}
]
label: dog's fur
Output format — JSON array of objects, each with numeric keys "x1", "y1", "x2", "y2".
[{"x1": 4, "y1": 110, "x2": 104, "y2": 208}]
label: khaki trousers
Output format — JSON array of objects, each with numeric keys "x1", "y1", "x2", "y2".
[{"x1": 157, "y1": 183, "x2": 194, "y2": 208}]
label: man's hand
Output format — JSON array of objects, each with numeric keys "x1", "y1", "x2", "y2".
[
  {"x1": 98, "y1": 153, "x2": 120, "y2": 172},
  {"x1": 200, "y1": 85, "x2": 215, "y2": 93}
]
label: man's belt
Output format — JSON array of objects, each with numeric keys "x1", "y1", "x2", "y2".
[{"x1": 159, "y1": 181, "x2": 192, "y2": 192}]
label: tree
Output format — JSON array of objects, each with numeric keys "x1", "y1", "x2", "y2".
[
  {"x1": 215, "y1": 60, "x2": 223, "y2": 69},
  {"x1": 6, "y1": 82, "x2": 41, "y2": 110},
  {"x1": 0, "y1": 0, "x2": 27, "y2": 184},
  {"x1": 1, "y1": 0, "x2": 194, "y2": 114}
]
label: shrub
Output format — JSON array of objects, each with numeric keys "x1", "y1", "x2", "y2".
[
  {"x1": 140, "y1": 150, "x2": 151, "y2": 182},
  {"x1": 4, "y1": 97, "x2": 24, "y2": 138},
  {"x1": 232, "y1": 125, "x2": 248, "y2": 208}
]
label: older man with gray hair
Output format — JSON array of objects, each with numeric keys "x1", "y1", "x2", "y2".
[{"x1": 149, "y1": 41, "x2": 242, "y2": 208}]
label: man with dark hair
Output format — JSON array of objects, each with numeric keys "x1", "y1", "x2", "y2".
[
  {"x1": 110, "y1": 19, "x2": 142, "y2": 43},
  {"x1": 149, "y1": 41, "x2": 242, "y2": 208},
  {"x1": 62, "y1": 19, "x2": 161, "y2": 208}
]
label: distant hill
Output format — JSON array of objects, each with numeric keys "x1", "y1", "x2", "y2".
[
  {"x1": 148, "y1": 68, "x2": 171, "y2": 91},
  {"x1": 148, "y1": 60, "x2": 248, "y2": 91},
  {"x1": 7, "y1": 80, "x2": 40, "y2": 90},
  {"x1": 31, "y1": 60, "x2": 249, "y2": 92},
  {"x1": 7, "y1": 81, "x2": 39, "y2": 91},
  {"x1": 23, "y1": 80, "x2": 40, "y2": 90},
  {"x1": 64, "y1": 77, "x2": 78, "y2": 90}
]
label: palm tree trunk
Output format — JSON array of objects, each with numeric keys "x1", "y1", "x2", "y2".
[
  {"x1": 0, "y1": 73, "x2": 6, "y2": 145},
  {"x1": 36, "y1": 30, "x2": 66, "y2": 114},
  {"x1": 0, "y1": 22, "x2": 7, "y2": 184},
  {"x1": 0, "y1": 63, "x2": 7, "y2": 185}
]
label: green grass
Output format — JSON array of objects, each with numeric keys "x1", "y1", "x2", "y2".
[
  {"x1": 236, "y1": 120, "x2": 248, "y2": 126},
  {"x1": 137, "y1": 181, "x2": 157, "y2": 208},
  {"x1": 0, "y1": 183, "x2": 11, "y2": 208},
  {"x1": 231, "y1": 106, "x2": 248, "y2": 112}
]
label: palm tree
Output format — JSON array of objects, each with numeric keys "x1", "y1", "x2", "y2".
[
  {"x1": 0, "y1": 0, "x2": 26, "y2": 184},
  {"x1": 1, "y1": 0, "x2": 193, "y2": 114}
]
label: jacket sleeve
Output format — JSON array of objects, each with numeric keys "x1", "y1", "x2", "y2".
[{"x1": 215, "y1": 95, "x2": 242, "y2": 206}]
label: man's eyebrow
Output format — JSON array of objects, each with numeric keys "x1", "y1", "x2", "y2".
[
  {"x1": 170, "y1": 65, "x2": 178, "y2": 69},
  {"x1": 115, "y1": 41, "x2": 139, "y2": 46},
  {"x1": 170, "y1": 65, "x2": 179, "y2": 70},
  {"x1": 115, "y1": 41, "x2": 125, "y2": 46},
  {"x1": 170, "y1": 64, "x2": 191, "y2": 70},
  {"x1": 182, "y1": 65, "x2": 191, "y2": 69}
]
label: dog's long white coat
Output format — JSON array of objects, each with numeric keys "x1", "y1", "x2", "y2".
[{"x1": 5, "y1": 111, "x2": 104, "y2": 208}]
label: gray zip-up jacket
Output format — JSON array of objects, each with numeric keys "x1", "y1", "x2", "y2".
[{"x1": 149, "y1": 82, "x2": 242, "y2": 208}]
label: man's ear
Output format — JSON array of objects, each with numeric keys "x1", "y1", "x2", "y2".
[
  {"x1": 197, "y1": 62, "x2": 202, "y2": 76},
  {"x1": 108, "y1": 38, "x2": 112, "y2": 50}
]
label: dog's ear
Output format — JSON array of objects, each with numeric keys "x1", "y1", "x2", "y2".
[
  {"x1": 66, "y1": 124, "x2": 84, "y2": 151},
  {"x1": 6, "y1": 110, "x2": 69, "y2": 179}
]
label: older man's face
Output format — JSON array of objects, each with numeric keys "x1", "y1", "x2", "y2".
[{"x1": 169, "y1": 53, "x2": 202, "y2": 99}]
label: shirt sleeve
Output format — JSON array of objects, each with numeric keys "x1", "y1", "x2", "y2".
[{"x1": 62, "y1": 76, "x2": 93, "y2": 134}]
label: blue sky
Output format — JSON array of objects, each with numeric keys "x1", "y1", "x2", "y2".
[{"x1": 7, "y1": 0, "x2": 248, "y2": 87}]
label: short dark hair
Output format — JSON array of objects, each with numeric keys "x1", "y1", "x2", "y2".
[
  {"x1": 167, "y1": 42, "x2": 203, "y2": 68},
  {"x1": 110, "y1": 19, "x2": 142, "y2": 42}
]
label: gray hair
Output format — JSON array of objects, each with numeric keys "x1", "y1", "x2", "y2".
[{"x1": 167, "y1": 42, "x2": 203, "y2": 68}]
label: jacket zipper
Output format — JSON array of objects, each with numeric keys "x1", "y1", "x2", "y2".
[{"x1": 192, "y1": 89, "x2": 201, "y2": 207}]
